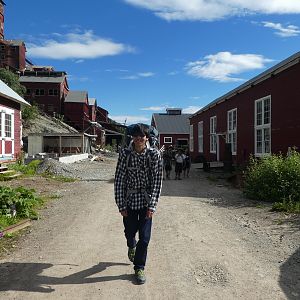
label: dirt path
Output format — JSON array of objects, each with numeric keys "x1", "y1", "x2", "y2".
[{"x1": 0, "y1": 164, "x2": 299, "y2": 299}]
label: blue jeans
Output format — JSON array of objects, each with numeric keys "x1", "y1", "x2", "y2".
[{"x1": 123, "y1": 207, "x2": 152, "y2": 270}]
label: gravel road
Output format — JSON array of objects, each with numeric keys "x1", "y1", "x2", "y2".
[{"x1": 0, "y1": 158, "x2": 299, "y2": 299}]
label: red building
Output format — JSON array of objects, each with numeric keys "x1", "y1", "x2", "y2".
[
  {"x1": 64, "y1": 91, "x2": 90, "y2": 131},
  {"x1": 152, "y1": 108, "x2": 191, "y2": 149},
  {"x1": 0, "y1": 79, "x2": 30, "y2": 162},
  {"x1": 19, "y1": 70, "x2": 69, "y2": 115},
  {"x1": 0, "y1": 1, "x2": 26, "y2": 72},
  {"x1": 96, "y1": 106, "x2": 109, "y2": 123},
  {"x1": 88, "y1": 97, "x2": 97, "y2": 122},
  {"x1": 189, "y1": 51, "x2": 300, "y2": 166},
  {"x1": 0, "y1": 40, "x2": 26, "y2": 71},
  {"x1": 0, "y1": 1, "x2": 5, "y2": 40}
]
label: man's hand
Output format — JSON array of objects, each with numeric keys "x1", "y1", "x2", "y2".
[
  {"x1": 120, "y1": 210, "x2": 128, "y2": 217},
  {"x1": 146, "y1": 209, "x2": 154, "y2": 219}
]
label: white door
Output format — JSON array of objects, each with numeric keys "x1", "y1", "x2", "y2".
[{"x1": 0, "y1": 106, "x2": 15, "y2": 160}]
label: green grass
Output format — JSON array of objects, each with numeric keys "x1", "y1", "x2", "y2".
[
  {"x1": 272, "y1": 199, "x2": 300, "y2": 213},
  {"x1": 42, "y1": 174, "x2": 76, "y2": 182},
  {"x1": 0, "y1": 216, "x2": 19, "y2": 231}
]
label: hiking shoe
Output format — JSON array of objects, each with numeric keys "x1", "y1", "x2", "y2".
[
  {"x1": 128, "y1": 247, "x2": 135, "y2": 262},
  {"x1": 135, "y1": 269, "x2": 146, "y2": 284}
]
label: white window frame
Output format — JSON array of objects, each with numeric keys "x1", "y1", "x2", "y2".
[
  {"x1": 198, "y1": 121, "x2": 203, "y2": 153},
  {"x1": 210, "y1": 116, "x2": 217, "y2": 153},
  {"x1": 164, "y1": 137, "x2": 172, "y2": 144},
  {"x1": 0, "y1": 106, "x2": 15, "y2": 158},
  {"x1": 190, "y1": 124, "x2": 194, "y2": 152},
  {"x1": 227, "y1": 108, "x2": 237, "y2": 155},
  {"x1": 255, "y1": 96, "x2": 271, "y2": 156}
]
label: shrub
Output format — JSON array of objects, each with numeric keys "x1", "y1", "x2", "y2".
[
  {"x1": 0, "y1": 186, "x2": 43, "y2": 219},
  {"x1": 9, "y1": 160, "x2": 41, "y2": 175},
  {"x1": 244, "y1": 151, "x2": 300, "y2": 206},
  {"x1": 21, "y1": 104, "x2": 39, "y2": 123}
]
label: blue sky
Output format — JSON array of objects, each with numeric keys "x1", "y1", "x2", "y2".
[{"x1": 6, "y1": 0, "x2": 300, "y2": 124}]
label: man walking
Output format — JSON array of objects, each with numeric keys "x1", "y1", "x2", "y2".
[{"x1": 114, "y1": 123, "x2": 163, "y2": 284}]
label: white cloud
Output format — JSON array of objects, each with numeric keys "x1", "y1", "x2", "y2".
[
  {"x1": 75, "y1": 59, "x2": 84, "y2": 64},
  {"x1": 168, "y1": 71, "x2": 179, "y2": 75},
  {"x1": 140, "y1": 106, "x2": 166, "y2": 111},
  {"x1": 182, "y1": 106, "x2": 202, "y2": 113},
  {"x1": 27, "y1": 30, "x2": 134, "y2": 60},
  {"x1": 120, "y1": 75, "x2": 139, "y2": 80},
  {"x1": 124, "y1": 0, "x2": 300, "y2": 21},
  {"x1": 262, "y1": 21, "x2": 300, "y2": 37},
  {"x1": 138, "y1": 72, "x2": 155, "y2": 77},
  {"x1": 120, "y1": 71, "x2": 155, "y2": 80},
  {"x1": 110, "y1": 115, "x2": 150, "y2": 124},
  {"x1": 105, "y1": 69, "x2": 129, "y2": 72},
  {"x1": 185, "y1": 51, "x2": 272, "y2": 82}
]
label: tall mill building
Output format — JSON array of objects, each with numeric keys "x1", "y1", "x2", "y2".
[{"x1": 0, "y1": 0, "x2": 26, "y2": 72}]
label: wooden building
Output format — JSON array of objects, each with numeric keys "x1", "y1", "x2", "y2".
[
  {"x1": 189, "y1": 51, "x2": 300, "y2": 165},
  {"x1": 152, "y1": 108, "x2": 191, "y2": 149},
  {"x1": 64, "y1": 91, "x2": 90, "y2": 131},
  {"x1": 0, "y1": 79, "x2": 30, "y2": 162},
  {"x1": 19, "y1": 70, "x2": 69, "y2": 115}
]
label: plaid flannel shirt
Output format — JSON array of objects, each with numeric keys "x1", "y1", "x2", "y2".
[{"x1": 114, "y1": 144, "x2": 163, "y2": 212}]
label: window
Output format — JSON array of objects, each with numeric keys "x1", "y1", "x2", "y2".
[
  {"x1": 47, "y1": 104, "x2": 54, "y2": 112},
  {"x1": 35, "y1": 89, "x2": 45, "y2": 96},
  {"x1": 190, "y1": 125, "x2": 194, "y2": 152},
  {"x1": 210, "y1": 116, "x2": 217, "y2": 153},
  {"x1": 0, "y1": 112, "x2": 2, "y2": 137},
  {"x1": 164, "y1": 137, "x2": 172, "y2": 143},
  {"x1": 227, "y1": 108, "x2": 237, "y2": 155},
  {"x1": 5, "y1": 114, "x2": 12, "y2": 138},
  {"x1": 26, "y1": 88, "x2": 31, "y2": 95},
  {"x1": 198, "y1": 121, "x2": 203, "y2": 153},
  {"x1": 255, "y1": 96, "x2": 271, "y2": 155},
  {"x1": 48, "y1": 89, "x2": 58, "y2": 96}
]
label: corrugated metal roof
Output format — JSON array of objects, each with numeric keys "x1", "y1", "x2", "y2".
[
  {"x1": 65, "y1": 91, "x2": 88, "y2": 103},
  {"x1": 88, "y1": 97, "x2": 97, "y2": 106},
  {"x1": 19, "y1": 76, "x2": 65, "y2": 83},
  {"x1": 191, "y1": 51, "x2": 300, "y2": 118},
  {"x1": 0, "y1": 79, "x2": 30, "y2": 106},
  {"x1": 152, "y1": 113, "x2": 191, "y2": 134}
]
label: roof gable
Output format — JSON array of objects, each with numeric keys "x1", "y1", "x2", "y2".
[
  {"x1": 153, "y1": 113, "x2": 191, "y2": 134},
  {"x1": 0, "y1": 79, "x2": 30, "y2": 106},
  {"x1": 65, "y1": 91, "x2": 88, "y2": 103}
]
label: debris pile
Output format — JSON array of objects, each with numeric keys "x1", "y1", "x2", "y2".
[{"x1": 36, "y1": 156, "x2": 117, "y2": 181}]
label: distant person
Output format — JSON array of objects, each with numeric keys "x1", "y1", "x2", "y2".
[
  {"x1": 163, "y1": 147, "x2": 172, "y2": 179},
  {"x1": 114, "y1": 123, "x2": 163, "y2": 284},
  {"x1": 175, "y1": 149, "x2": 185, "y2": 180},
  {"x1": 183, "y1": 150, "x2": 191, "y2": 178}
]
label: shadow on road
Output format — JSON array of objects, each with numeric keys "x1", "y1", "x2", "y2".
[
  {"x1": 0, "y1": 261, "x2": 132, "y2": 293},
  {"x1": 279, "y1": 247, "x2": 300, "y2": 300}
]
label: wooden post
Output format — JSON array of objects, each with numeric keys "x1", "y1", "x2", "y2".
[{"x1": 59, "y1": 136, "x2": 62, "y2": 157}]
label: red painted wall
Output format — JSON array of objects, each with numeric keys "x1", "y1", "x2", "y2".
[
  {"x1": 97, "y1": 107, "x2": 108, "y2": 123},
  {"x1": 0, "y1": 97, "x2": 22, "y2": 160},
  {"x1": 64, "y1": 102, "x2": 90, "y2": 131},
  {"x1": 190, "y1": 61, "x2": 300, "y2": 165},
  {"x1": 22, "y1": 82, "x2": 64, "y2": 115},
  {"x1": 159, "y1": 133, "x2": 189, "y2": 149}
]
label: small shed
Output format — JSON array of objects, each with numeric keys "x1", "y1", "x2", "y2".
[{"x1": 28, "y1": 133, "x2": 95, "y2": 157}]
